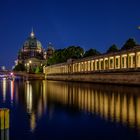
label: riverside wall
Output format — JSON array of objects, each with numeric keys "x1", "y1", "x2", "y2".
[
  {"x1": 45, "y1": 71, "x2": 140, "y2": 85},
  {"x1": 14, "y1": 72, "x2": 45, "y2": 80}
]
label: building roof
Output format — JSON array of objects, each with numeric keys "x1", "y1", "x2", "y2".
[{"x1": 23, "y1": 30, "x2": 42, "y2": 49}]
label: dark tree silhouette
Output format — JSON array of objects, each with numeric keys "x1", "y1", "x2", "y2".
[
  {"x1": 107, "y1": 44, "x2": 119, "y2": 53},
  {"x1": 83, "y1": 48, "x2": 100, "y2": 57},
  {"x1": 121, "y1": 38, "x2": 137, "y2": 50}
]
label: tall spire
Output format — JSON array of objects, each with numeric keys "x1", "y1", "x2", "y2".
[{"x1": 30, "y1": 28, "x2": 35, "y2": 38}]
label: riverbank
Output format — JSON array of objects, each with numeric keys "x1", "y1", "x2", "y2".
[
  {"x1": 45, "y1": 71, "x2": 140, "y2": 85},
  {"x1": 13, "y1": 72, "x2": 45, "y2": 80}
]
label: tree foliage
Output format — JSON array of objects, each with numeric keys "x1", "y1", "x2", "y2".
[
  {"x1": 47, "y1": 37, "x2": 138, "y2": 66},
  {"x1": 83, "y1": 48, "x2": 100, "y2": 57},
  {"x1": 31, "y1": 66, "x2": 43, "y2": 73},
  {"x1": 13, "y1": 63, "x2": 25, "y2": 71},
  {"x1": 47, "y1": 46, "x2": 84, "y2": 65},
  {"x1": 107, "y1": 44, "x2": 119, "y2": 53},
  {"x1": 121, "y1": 38, "x2": 137, "y2": 50},
  {"x1": 35, "y1": 66, "x2": 40, "y2": 73}
]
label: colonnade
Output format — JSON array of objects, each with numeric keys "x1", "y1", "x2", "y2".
[{"x1": 45, "y1": 49, "x2": 140, "y2": 75}]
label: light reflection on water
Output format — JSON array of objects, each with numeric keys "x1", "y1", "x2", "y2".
[
  {"x1": 2, "y1": 78, "x2": 6, "y2": 102},
  {"x1": 1, "y1": 79, "x2": 140, "y2": 139},
  {"x1": 10, "y1": 80, "x2": 14, "y2": 105},
  {"x1": 44, "y1": 81, "x2": 140, "y2": 130}
]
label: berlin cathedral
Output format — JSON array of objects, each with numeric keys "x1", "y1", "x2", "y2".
[{"x1": 15, "y1": 30, "x2": 54, "y2": 73}]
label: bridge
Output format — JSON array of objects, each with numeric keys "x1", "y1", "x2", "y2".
[
  {"x1": 0, "y1": 70, "x2": 14, "y2": 79},
  {"x1": 0, "y1": 71, "x2": 45, "y2": 80}
]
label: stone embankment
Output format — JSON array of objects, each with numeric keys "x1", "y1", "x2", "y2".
[{"x1": 45, "y1": 71, "x2": 140, "y2": 85}]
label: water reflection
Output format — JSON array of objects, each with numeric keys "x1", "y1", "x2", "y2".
[
  {"x1": 2, "y1": 78, "x2": 6, "y2": 102},
  {"x1": 23, "y1": 80, "x2": 48, "y2": 132},
  {"x1": 10, "y1": 80, "x2": 14, "y2": 105},
  {"x1": 1, "y1": 79, "x2": 140, "y2": 133},
  {"x1": 44, "y1": 81, "x2": 140, "y2": 131},
  {"x1": 25, "y1": 81, "x2": 33, "y2": 114}
]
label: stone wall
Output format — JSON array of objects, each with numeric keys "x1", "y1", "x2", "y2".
[{"x1": 45, "y1": 72, "x2": 140, "y2": 85}]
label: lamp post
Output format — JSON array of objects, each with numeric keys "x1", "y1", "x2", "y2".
[
  {"x1": 27, "y1": 63, "x2": 29, "y2": 73},
  {"x1": 29, "y1": 61, "x2": 32, "y2": 73}
]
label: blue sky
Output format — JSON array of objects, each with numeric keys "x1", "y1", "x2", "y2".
[{"x1": 0, "y1": 0, "x2": 140, "y2": 69}]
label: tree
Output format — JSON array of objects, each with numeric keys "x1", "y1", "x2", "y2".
[
  {"x1": 65, "y1": 46, "x2": 84, "y2": 59},
  {"x1": 13, "y1": 63, "x2": 25, "y2": 71},
  {"x1": 35, "y1": 66, "x2": 40, "y2": 73},
  {"x1": 121, "y1": 38, "x2": 137, "y2": 50},
  {"x1": 47, "y1": 46, "x2": 84, "y2": 65},
  {"x1": 107, "y1": 44, "x2": 119, "y2": 53},
  {"x1": 83, "y1": 48, "x2": 100, "y2": 57}
]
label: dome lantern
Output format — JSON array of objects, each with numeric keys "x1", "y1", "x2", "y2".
[
  {"x1": 30, "y1": 28, "x2": 35, "y2": 38},
  {"x1": 23, "y1": 29, "x2": 42, "y2": 49}
]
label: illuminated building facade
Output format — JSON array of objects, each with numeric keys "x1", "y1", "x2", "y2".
[
  {"x1": 45, "y1": 46, "x2": 140, "y2": 74},
  {"x1": 16, "y1": 30, "x2": 54, "y2": 72},
  {"x1": 44, "y1": 46, "x2": 140, "y2": 84}
]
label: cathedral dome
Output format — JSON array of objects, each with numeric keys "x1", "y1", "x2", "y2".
[{"x1": 23, "y1": 30, "x2": 42, "y2": 49}]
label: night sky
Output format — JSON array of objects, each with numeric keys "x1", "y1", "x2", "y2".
[{"x1": 0, "y1": 0, "x2": 140, "y2": 69}]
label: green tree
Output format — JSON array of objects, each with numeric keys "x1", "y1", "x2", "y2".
[
  {"x1": 47, "y1": 46, "x2": 84, "y2": 65},
  {"x1": 35, "y1": 66, "x2": 40, "y2": 73},
  {"x1": 65, "y1": 46, "x2": 84, "y2": 59},
  {"x1": 121, "y1": 38, "x2": 137, "y2": 50},
  {"x1": 107, "y1": 44, "x2": 119, "y2": 53},
  {"x1": 13, "y1": 63, "x2": 25, "y2": 71},
  {"x1": 83, "y1": 48, "x2": 100, "y2": 57}
]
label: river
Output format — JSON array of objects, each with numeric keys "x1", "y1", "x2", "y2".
[{"x1": 0, "y1": 79, "x2": 140, "y2": 140}]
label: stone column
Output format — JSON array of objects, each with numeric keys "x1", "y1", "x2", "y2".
[
  {"x1": 131, "y1": 55, "x2": 133, "y2": 68},
  {"x1": 75, "y1": 63, "x2": 78, "y2": 72},
  {"x1": 112, "y1": 57, "x2": 114, "y2": 69},
  {"x1": 109, "y1": 57, "x2": 110, "y2": 69},
  {"x1": 95, "y1": 60, "x2": 97, "y2": 70},
  {"x1": 81, "y1": 62, "x2": 83, "y2": 72},
  {"x1": 84, "y1": 61, "x2": 86, "y2": 72},
  {"x1": 120, "y1": 55, "x2": 122, "y2": 69},
  {"x1": 115, "y1": 57, "x2": 117, "y2": 69},
  {"x1": 87, "y1": 61, "x2": 89, "y2": 71},
  {"x1": 90, "y1": 61, "x2": 91, "y2": 71},
  {"x1": 82, "y1": 62, "x2": 84, "y2": 72},
  {"x1": 136, "y1": 52, "x2": 140, "y2": 68},
  {"x1": 91, "y1": 60, "x2": 93, "y2": 71},
  {"x1": 114, "y1": 56, "x2": 115, "y2": 69},
  {"x1": 135, "y1": 52, "x2": 137, "y2": 68},
  {"x1": 78, "y1": 63, "x2": 79, "y2": 72},
  {"x1": 127, "y1": 53, "x2": 129, "y2": 68},
  {"x1": 118, "y1": 57, "x2": 120, "y2": 69},
  {"x1": 80, "y1": 63, "x2": 82, "y2": 72},
  {"x1": 137, "y1": 52, "x2": 140, "y2": 68},
  {"x1": 103, "y1": 58, "x2": 105, "y2": 70},
  {"x1": 124, "y1": 56, "x2": 127, "y2": 68}
]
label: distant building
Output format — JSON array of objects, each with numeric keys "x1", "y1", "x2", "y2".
[
  {"x1": 15, "y1": 30, "x2": 54, "y2": 72},
  {"x1": 46, "y1": 42, "x2": 55, "y2": 58}
]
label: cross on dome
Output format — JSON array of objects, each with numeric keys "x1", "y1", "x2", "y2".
[{"x1": 30, "y1": 28, "x2": 35, "y2": 38}]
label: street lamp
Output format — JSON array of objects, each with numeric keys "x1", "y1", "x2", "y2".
[
  {"x1": 29, "y1": 60, "x2": 32, "y2": 64},
  {"x1": 29, "y1": 61, "x2": 32, "y2": 73},
  {"x1": 27, "y1": 63, "x2": 29, "y2": 73}
]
